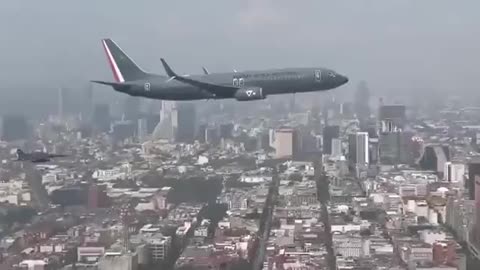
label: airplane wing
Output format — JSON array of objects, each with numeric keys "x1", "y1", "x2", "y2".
[
  {"x1": 161, "y1": 58, "x2": 238, "y2": 98},
  {"x1": 202, "y1": 67, "x2": 209, "y2": 75}
]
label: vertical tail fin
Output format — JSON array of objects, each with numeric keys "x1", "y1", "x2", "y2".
[{"x1": 101, "y1": 38, "x2": 149, "y2": 82}]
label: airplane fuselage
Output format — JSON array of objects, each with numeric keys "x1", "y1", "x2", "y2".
[{"x1": 115, "y1": 67, "x2": 346, "y2": 100}]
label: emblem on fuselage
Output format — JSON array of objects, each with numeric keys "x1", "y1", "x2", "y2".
[{"x1": 144, "y1": 82, "x2": 151, "y2": 91}]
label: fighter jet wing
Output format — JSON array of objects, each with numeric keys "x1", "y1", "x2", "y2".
[
  {"x1": 161, "y1": 58, "x2": 238, "y2": 98},
  {"x1": 49, "y1": 154, "x2": 68, "y2": 158}
]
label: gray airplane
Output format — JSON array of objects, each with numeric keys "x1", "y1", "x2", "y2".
[
  {"x1": 15, "y1": 149, "x2": 68, "y2": 163},
  {"x1": 92, "y1": 39, "x2": 349, "y2": 101}
]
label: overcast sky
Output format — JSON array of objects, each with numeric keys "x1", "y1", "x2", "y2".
[{"x1": 0, "y1": 0, "x2": 479, "y2": 96}]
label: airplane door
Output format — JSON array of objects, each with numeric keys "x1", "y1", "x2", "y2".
[{"x1": 314, "y1": 70, "x2": 322, "y2": 82}]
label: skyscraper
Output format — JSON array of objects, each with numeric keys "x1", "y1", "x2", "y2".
[
  {"x1": 418, "y1": 145, "x2": 450, "y2": 174},
  {"x1": 173, "y1": 102, "x2": 196, "y2": 143},
  {"x1": 475, "y1": 175, "x2": 480, "y2": 243},
  {"x1": 349, "y1": 132, "x2": 369, "y2": 165},
  {"x1": 356, "y1": 132, "x2": 369, "y2": 165},
  {"x1": 84, "y1": 83, "x2": 94, "y2": 122},
  {"x1": 331, "y1": 138, "x2": 342, "y2": 158},
  {"x1": 378, "y1": 104, "x2": 406, "y2": 132},
  {"x1": 152, "y1": 101, "x2": 175, "y2": 140},
  {"x1": 123, "y1": 96, "x2": 141, "y2": 122},
  {"x1": 58, "y1": 87, "x2": 67, "y2": 121},
  {"x1": 467, "y1": 161, "x2": 480, "y2": 200},
  {"x1": 137, "y1": 118, "x2": 148, "y2": 142},
  {"x1": 274, "y1": 128, "x2": 298, "y2": 159},
  {"x1": 93, "y1": 104, "x2": 111, "y2": 133},
  {"x1": 378, "y1": 104, "x2": 409, "y2": 165},
  {"x1": 323, "y1": 125, "x2": 340, "y2": 155},
  {"x1": 379, "y1": 132, "x2": 414, "y2": 165},
  {"x1": 354, "y1": 81, "x2": 370, "y2": 123},
  {"x1": 219, "y1": 123, "x2": 234, "y2": 139}
]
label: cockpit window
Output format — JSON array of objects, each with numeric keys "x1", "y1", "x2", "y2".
[
  {"x1": 314, "y1": 70, "x2": 322, "y2": 81},
  {"x1": 328, "y1": 71, "x2": 336, "y2": 77}
]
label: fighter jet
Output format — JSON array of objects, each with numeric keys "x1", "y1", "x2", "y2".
[
  {"x1": 15, "y1": 149, "x2": 68, "y2": 163},
  {"x1": 92, "y1": 38, "x2": 348, "y2": 101}
]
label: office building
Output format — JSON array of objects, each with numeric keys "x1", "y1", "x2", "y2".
[
  {"x1": 147, "y1": 235, "x2": 171, "y2": 262},
  {"x1": 87, "y1": 183, "x2": 108, "y2": 209},
  {"x1": 349, "y1": 132, "x2": 369, "y2": 165},
  {"x1": 197, "y1": 124, "x2": 207, "y2": 143},
  {"x1": 137, "y1": 118, "x2": 148, "y2": 142},
  {"x1": 84, "y1": 83, "x2": 94, "y2": 121},
  {"x1": 151, "y1": 101, "x2": 175, "y2": 141},
  {"x1": 93, "y1": 104, "x2": 111, "y2": 133},
  {"x1": 467, "y1": 161, "x2": 480, "y2": 200},
  {"x1": 172, "y1": 102, "x2": 196, "y2": 143},
  {"x1": 144, "y1": 114, "x2": 159, "y2": 134},
  {"x1": 356, "y1": 132, "x2": 369, "y2": 165},
  {"x1": 58, "y1": 87, "x2": 67, "y2": 121},
  {"x1": 123, "y1": 96, "x2": 141, "y2": 122},
  {"x1": 378, "y1": 132, "x2": 414, "y2": 165},
  {"x1": 323, "y1": 125, "x2": 340, "y2": 155},
  {"x1": 205, "y1": 126, "x2": 219, "y2": 145},
  {"x1": 111, "y1": 121, "x2": 136, "y2": 143},
  {"x1": 219, "y1": 123, "x2": 234, "y2": 139},
  {"x1": 273, "y1": 128, "x2": 299, "y2": 159},
  {"x1": 98, "y1": 251, "x2": 138, "y2": 270},
  {"x1": 418, "y1": 145, "x2": 450, "y2": 174},
  {"x1": 377, "y1": 103, "x2": 409, "y2": 165},
  {"x1": 354, "y1": 81, "x2": 370, "y2": 120},
  {"x1": 444, "y1": 162, "x2": 466, "y2": 184},
  {"x1": 475, "y1": 176, "x2": 480, "y2": 244},
  {"x1": 331, "y1": 138, "x2": 342, "y2": 157},
  {"x1": 378, "y1": 104, "x2": 406, "y2": 132}
]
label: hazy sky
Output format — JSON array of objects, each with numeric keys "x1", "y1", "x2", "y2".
[{"x1": 1, "y1": 0, "x2": 479, "y2": 96}]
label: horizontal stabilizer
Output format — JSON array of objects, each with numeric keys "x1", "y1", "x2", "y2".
[
  {"x1": 91, "y1": 80, "x2": 132, "y2": 91},
  {"x1": 91, "y1": 80, "x2": 123, "y2": 86}
]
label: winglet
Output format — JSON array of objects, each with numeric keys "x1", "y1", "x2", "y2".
[
  {"x1": 160, "y1": 58, "x2": 177, "y2": 78},
  {"x1": 202, "y1": 67, "x2": 209, "y2": 75}
]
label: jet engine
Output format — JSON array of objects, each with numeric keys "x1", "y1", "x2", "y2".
[{"x1": 234, "y1": 87, "x2": 266, "y2": 101}]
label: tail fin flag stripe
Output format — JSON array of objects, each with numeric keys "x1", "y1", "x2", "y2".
[{"x1": 102, "y1": 39, "x2": 125, "y2": 83}]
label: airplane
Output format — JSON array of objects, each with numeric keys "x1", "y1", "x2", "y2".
[
  {"x1": 15, "y1": 149, "x2": 68, "y2": 163},
  {"x1": 92, "y1": 38, "x2": 349, "y2": 101}
]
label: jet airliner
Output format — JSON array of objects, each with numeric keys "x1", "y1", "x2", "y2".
[{"x1": 92, "y1": 39, "x2": 349, "y2": 101}]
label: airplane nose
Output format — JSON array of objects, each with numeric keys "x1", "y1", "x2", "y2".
[{"x1": 340, "y1": 75, "x2": 349, "y2": 85}]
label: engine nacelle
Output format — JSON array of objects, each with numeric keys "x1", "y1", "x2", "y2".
[{"x1": 234, "y1": 87, "x2": 266, "y2": 101}]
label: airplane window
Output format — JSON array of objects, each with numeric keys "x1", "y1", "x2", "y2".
[
  {"x1": 233, "y1": 78, "x2": 238, "y2": 86},
  {"x1": 239, "y1": 78, "x2": 244, "y2": 86},
  {"x1": 314, "y1": 70, "x2": 322, "y2": 81}
]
